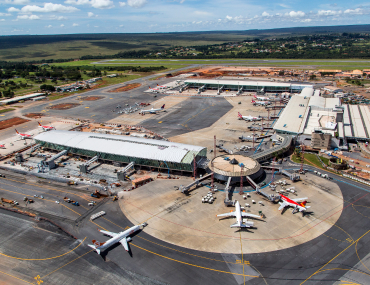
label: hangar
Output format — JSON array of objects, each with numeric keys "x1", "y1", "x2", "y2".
[{"x1": 34, "y1": 131, "x2": 207, "y2": 172}]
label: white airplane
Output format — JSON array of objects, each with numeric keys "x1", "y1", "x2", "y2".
[
  {"x1": 217, "y1": 201, "x2": 260, "y2": 228},
  {"x1": 38, "y1": 122, "x2": 55, "y2": 131},
  {"x1": 254, "y1": 95, "x2": 270, "y2": 101},
  {"x1": 251, "y1": 100, "x2": 271, "y2": 106},
  {"x1": 278, "y1": 194, "x2": 310, "y2": 213},
  {"x1": 140, "y1": 104, "x2": 165, "y2": 115},
  {"x1": 238, "y1": 112, "x2": 261, "y2": 121},
  {"x1": 0, "y1": 143, "x2": 5, "y2": 149},
  {"x1": 88, "y1": 223, "x2": 147, "y2": 254},
  {"x1": 15, "y1": 129, "x2": 32, "y2": 139},
  {"x1": 148, "y1": 86, "x2": 160, "y2": 93}
]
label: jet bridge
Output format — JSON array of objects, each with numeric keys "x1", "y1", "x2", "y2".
[
  {"x1": 117, "y1": 162, "x2": 135, "y2": 180},
  {"x1": 216, "y1": 144, "x2": 233, "y2": 154},
  {"x1": 42, "y1": 149, "x2": 68, "y2": 170},
  {"x1": 79, "y1": 155, "x2": 99, "y2": 173},
  {"x1": 180, "y1": 173, "x2": 213, "y2": 194},
  {"x1": 217, "y1": 85, "x2": 224, "y2": 95},
  {"x1": 236, "y1": 87, "x2": 244, "y2": 95},
  {"x1": 197, "y1": 85, "x2": 206, "y2": 94},
  {"x1": 282, "y1": 170, "x2": 300, "y2": 182},
  {"x1": 224, "y1": 177, "x2": 235, "y2": 206}
]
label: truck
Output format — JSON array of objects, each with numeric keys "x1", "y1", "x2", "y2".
[
  {"x1": 1, "y1": 198, "x2": 18, "y2": 205},
  {"x1": 72, "y1": 201, "x2": 79, "y2": 206}
]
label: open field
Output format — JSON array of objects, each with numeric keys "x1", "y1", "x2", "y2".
[{"x1": 52, "y1": 58, "x2": 370, "y2": 71}]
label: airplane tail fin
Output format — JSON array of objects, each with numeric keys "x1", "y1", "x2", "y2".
[
  {"x1": 15, "y1": 129, "x2": 19, "y2": 134},
  {"x1": 38, "y1": 122, "x2": 42, "y2": 126},
  {"x1": 230, "y1": 221, "x2": 253, "y2": 228},
  {"x1": 251, "y1": 100, "x2": 256, "y2": 103},
  {"x1": 300, "y1": 201, "x2": 307, "y2": 207},
  {"x1": 87, "y1": 243, "x2": 101, "y2": 254},
  {"x1": 161, "y1": 104, "x2": 165, "y2": 109},
  {"x1": 254, "y1": 95, "x2": 257, "y2": 98},
  {"x1": 238, "y1": 112, "x2": 243, "y2": 118}
]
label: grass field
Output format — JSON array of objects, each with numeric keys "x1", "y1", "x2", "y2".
[
  {"x1": 0, "y1": 108, "x2": 15, "y2": 114},
  {"x1": 51, "y1": 58, "x2": 370, "y2": 70},
  {"x1": 291, "y1": 153, "x2": 329, "y2": 168}
]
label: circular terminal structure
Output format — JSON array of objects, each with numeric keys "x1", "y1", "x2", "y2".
[{"x1": 208, "y1": 154, "x2": 264, "y2": 182}]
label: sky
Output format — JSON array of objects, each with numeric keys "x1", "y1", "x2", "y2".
[{"x1": 0, "y1": 0, "x2": 370, "y2": 35}]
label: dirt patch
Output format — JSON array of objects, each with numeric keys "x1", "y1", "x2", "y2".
[
  {"x1": 0, "y1": 117, "x2": 30, "y2": 130},
  {"x1": 24, "y1": 113, "x2": 44, "y2": 119},
  {"x1": 108, "y1": 83, "x2": 141, "y2": 92},
  {"x1": 49, "y1": 103, "x2": 80, "y2": 110},
  {"x1": 80, "y1": 96, "x2": 104, "y2": 101}
]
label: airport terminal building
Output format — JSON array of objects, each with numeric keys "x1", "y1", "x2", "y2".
[
  {"x1": 184, "y1": 79, "x2": 313, "y2": 93},
  {"x1": 34, "y1": 131, "x2": 207, "y2": 172}
]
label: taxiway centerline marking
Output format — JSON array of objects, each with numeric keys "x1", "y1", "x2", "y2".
[{"x1": 0, "y1": 237, "x2": 86, "y2": 261}]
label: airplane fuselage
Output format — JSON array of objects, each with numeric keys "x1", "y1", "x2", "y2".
[{"x1": 95, "y1": 225, "x2": 141, "y2": 252}]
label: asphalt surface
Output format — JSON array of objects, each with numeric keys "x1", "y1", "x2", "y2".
[
  {"x1": 140, "y1": 97, "x2": 233, "y2": 137},
  {"x1": 2, "y1": 166, "x2": 370, "y2": 284}
]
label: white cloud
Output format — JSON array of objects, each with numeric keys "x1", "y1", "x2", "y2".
[
  {"x1": 17, "y1": 14, "x2": 40, "y2": 19},
  {"x1": 90, "y1": 0, "x2": 114, "y2": 9},
  {"x1": 60, "y1": 23, "x2": 64, "y2": 27},
  {"x1": 7, "y1": 7, "x2": 20, "y2": 12},
  {"x1": 287, "y1": 10, "x2": 305, "y2": 17},
  {"x1": 72, "y1": 22, "x2": 79, "y2": 26},
  {"x1": 64, "y1": 0, "x2": 90, "y2": 4},
  {"x1": 119, "y1": 24, "x2": 123, "y2": 27},
  {"x1": 262, "y1": 11, "x2": 270, "y2": 17},
  {"x1": 127, "y1": 0, "x2": 146, "y2": 8},
  {"x1": 317, "y1": 10, "x2": 340, "y2": 16},
  {"x1": 0, "y1": 13, "x2": 11, "y2": 16},
  {"x1": 225, "y1": 15, "x2": 233, "y2": 21},
  {"x1": 88, "y1": 11, "x2": 94, "y2": 17},
  {"x1": 4, "y1": 0, "x2": 30, "y2": 5},
  {"x1": 0, "y1": 19, "x2": 5, "y2": 21},
  {"x1": 279, "y1": 4, "x2": 289, "y2": 8},
  {"x1": 50, "y1": 15, "x2": 68, "y2": 20},
  {"x1": 46, "y1": 24, "x2": 52, "y2": 28},
  {"x1": 194, "y1": 10, "x2": 211, "y2": 16},
  {"x1": 119, "y1": 1, "x2": 126, "y2": 6},
  {"x1": 21, "y1": 3, "x2": 79, "y2": 13},
  {"x1": 344, "y1": 8, "x2": 364, "y2": 15},
  {"x1": 301, "y1": 18, "x2": 312, "y2": 22}
]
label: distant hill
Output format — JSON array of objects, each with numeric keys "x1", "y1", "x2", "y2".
[{"x1": 1, "y1": 24, "x2": 370, "y2": 61}]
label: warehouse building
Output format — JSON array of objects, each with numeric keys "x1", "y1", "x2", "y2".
[
  {"x1": 34, "y1": 131, "x2": 207, "y2": 172},
  {"x1": 184, "y1": 79, "x2": 313, "y2": 93}
]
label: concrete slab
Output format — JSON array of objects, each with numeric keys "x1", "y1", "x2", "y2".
[{"x1": 118, "y1": 173, "x2": 343, "y2": 254}]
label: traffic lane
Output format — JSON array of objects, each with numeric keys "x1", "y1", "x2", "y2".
[
  {"x1": 79, "y1": 202, "x2": 245, "y2": 285},
  {"x1": 0, "y1": 177, "x2": 91, "y2": 219}
]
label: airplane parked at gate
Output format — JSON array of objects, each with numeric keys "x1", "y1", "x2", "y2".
[
  {"x1": 217, "y1": 201, "x2": 260, "y2": 228},
  {"x1": 88, "y1": 223, "x2": 147, "y2": 254},
  {"x1": 15, "y1": 129, "x2": 32, "y2": 139},
  {"x1": 148, "y1": 86, "x2": 160, "y2": 93},
  {"x1": 251, "y1": 100, "x2": 271, "y2": 106},
  {"x1": 278, "y1": 194, "x2": 310, "y2": 213},
  {"x1": 238, "y1": 112, "x2": 261, "y2": 121},
  {"x1": 140, "y1": 104, "x2": 165, "y2": 115},
  {"x1": 254, "y1": 95, "x2": 270, "y2": 101},
  {"x1": 38, "y1": 122, "x2": 55, "y2": 131}
]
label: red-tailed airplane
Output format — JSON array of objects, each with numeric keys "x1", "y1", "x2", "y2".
[
  {"x1": 254, "y1": 95, "x2": 270, "y2": 101},
  {"x1": 238, "y1": 112, "x2": 261, "y2": 121},
  {"x1": 38, "y1": 122, "x2": 55, "y2": 131},
  {"x1": 0, "y1": 143, "x2": 5, "y2": 149},
  {"x1": 15, "y1": 129, "x2": 32, "y2": 139},
  {"x1": 278, "y1": 194, "x2": 310, "y2": 213},
  {"x1": 148, "y1": 86, "x2": 160, "y2": 93},
  {"x1": 251, "y1": 100, "x2": 271, "y2": 106}
]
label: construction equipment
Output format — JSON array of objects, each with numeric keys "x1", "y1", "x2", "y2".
[
  {"x1": 1, "y1": 198, "x2": 18, "y2": 205},
  {"x1": 91, "y1": 190, "x2": 101, "y2": 198},
  {"x1": 113, "y1": 196, "x2": 118, "y2": 201}
]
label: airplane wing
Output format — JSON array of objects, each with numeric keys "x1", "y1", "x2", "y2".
[
  {"x1": 241, "y1": 212, "x2": 260, "y2": 218},
  {"x1": 278, "y1": 201, "x2": 288, "y2": 211},
  {"x1": 119, "y1": 238, "x2": 129, "y2": 251},
  {"x1": 99, "y1": 230, "x2": 118, "y2": 238},
  {"x1": 217, "y1": 212, "x2": 236, "y2": 218},
  {"x1": 292, "y1": 197, "x2": 308, "y2": 203}
]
